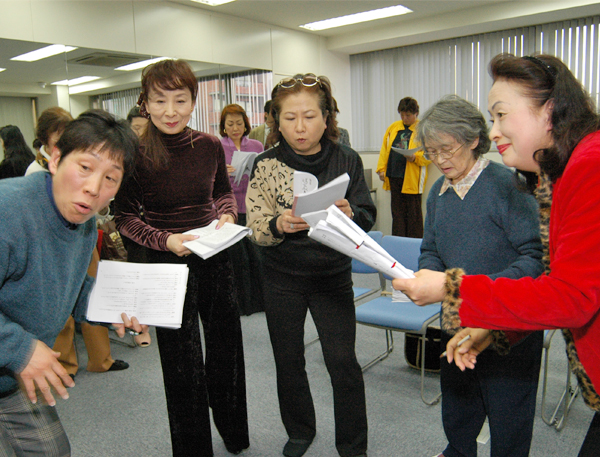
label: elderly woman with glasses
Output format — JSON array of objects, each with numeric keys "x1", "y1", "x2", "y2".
[
  {"x1": 417, "y1": 95, "x2": 544, "y2": 457},
  {"x1": 246, "y1": 74, "x2": 375, "y2": 457}
]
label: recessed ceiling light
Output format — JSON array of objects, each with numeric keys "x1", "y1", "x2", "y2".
[
  {"x1": 0, "y1": 68, "x2": 6, "y2": 73},
  {"x1": 52, "y1": 76, "x2": 101, "y2": 86},
  {"x1": 115, "y1": 57, "x2": 171, "y2": 71},
  {"x1": 11, "y1": 44, "x2": 77, "y2": 62},
  {"x1": 300, "y1": 5, "x2": 412, "y2": 31},
  {"x1": 191, "y1": 0, "x2": 236, "y2": 6}
]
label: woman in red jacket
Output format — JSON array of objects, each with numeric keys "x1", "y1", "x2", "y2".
[{"x1": 393, "y1": 53, "x2": 600, "y2": 456}]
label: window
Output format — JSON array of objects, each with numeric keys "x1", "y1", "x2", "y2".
[
  {"x1": 351, "y1": 16, "x2": 600, "y2": 151},
  {"x1": 94, "y1": 69, "x2": 273, "y2": 138}
]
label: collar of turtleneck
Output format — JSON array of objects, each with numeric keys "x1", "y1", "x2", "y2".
[
  {"x1": 279, "y1": 137, "x2": 334, "y2": 175},
  {"x1": 159, "y1": 127, "x2": 196, "y2": 149}
]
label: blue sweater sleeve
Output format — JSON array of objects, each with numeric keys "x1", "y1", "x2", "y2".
[{"x1": 0, "y1": 237, "x2": 37, "y2": 374}]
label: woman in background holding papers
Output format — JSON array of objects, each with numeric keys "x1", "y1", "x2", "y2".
[
  {"x1": 246, "y1": 73, "x2": 375, "y2": 457},
  {"x1": 393, "y1": 54, "x2": 600, "y2": 456},
  {"x1": 417, "y1": 96, "x2": 544, "y2": 457},
  {"x1": 220, "y1": 104, "x2": 265, "y2": 315},
  {"x1": 114, "y1": 60, "x2": 249, "y2": 457}
]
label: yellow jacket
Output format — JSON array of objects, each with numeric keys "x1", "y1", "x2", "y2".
[{"x1": 376, "y1": 120, "x2": 430, "y2": 193}]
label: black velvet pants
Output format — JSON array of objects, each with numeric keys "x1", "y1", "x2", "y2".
[
  {"x1": 145, "y1": 248, "x2": 249, "y2": 457},
  {"x1": 263, "y1": 275, "x2": 368, "y2": 457}
]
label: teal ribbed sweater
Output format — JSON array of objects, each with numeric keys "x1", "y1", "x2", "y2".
[{"x1": 0, "y1": 172, "x2": 96, "y2": 393}]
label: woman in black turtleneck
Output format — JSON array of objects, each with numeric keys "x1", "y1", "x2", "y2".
[{"x1": 246, "y1": 74, "x2": 376, "y2": 457}]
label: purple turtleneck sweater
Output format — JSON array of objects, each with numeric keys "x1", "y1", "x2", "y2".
[
  {"x1": 115, "y1": 127, "x2": 237, "y2": 251},
  {"x1": 221, "y1": 136, "x2": 263, "y2": 214}
]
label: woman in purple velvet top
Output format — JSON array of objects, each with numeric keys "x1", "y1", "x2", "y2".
[
  {"x1": 220, "y1": 104, "x2": 264, "y2": 218},
  {"x1": 114, "y1": 60, "x2": 249, "y2": 457},
  {"x1": 219, "y1": 104, "x2": 266, "y2": 315}
]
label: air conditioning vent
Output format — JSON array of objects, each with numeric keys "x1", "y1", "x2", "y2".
[{"x1": 68, "y1": 52, "x2": 144, "y2": 68}]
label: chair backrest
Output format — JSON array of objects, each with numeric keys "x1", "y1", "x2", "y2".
[
  {"x1": 380, "y1": 236, "x2": 422, "y2": 281},
  {"x1": 351, "y1": 231, "x2": 384, "y2": 274}
]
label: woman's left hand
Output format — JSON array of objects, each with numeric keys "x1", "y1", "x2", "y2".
[
  {"x1": 392, "y1": 269, "x2": 446, "y2": 305},
  {"x1": 226, "y1": 164, "x2": 236, "y2": 175},
  {"x1": 216, "y1": 213, "x2": 235, "y2": 229},
  {"x1": 445, "y1": 327, "x2": 493, "y2": 371},
  {"x1": 335, "y1": 199, "x2": 353, "y2": 219}
]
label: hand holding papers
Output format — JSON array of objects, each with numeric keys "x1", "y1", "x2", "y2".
[
  {"x1": 230, "y1": 150, "x2": 257, "y2": 185},
  {"x1": 391, "y1": 146, "x2": 421, "y2": 157},
  {"x1": 87, "y1": 261, "x2": 189, "y2": 329},
  {"x1": 305, "y1": 205, "x2": 414, "y2": 302},
  {"x1": 292, "y1": 171, "x2": 350, "y2": 216},
  {"x1": 183, "y1": 220, "x2": 252, "y2": 259}
]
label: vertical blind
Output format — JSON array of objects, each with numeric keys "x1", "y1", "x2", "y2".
[
  {"x1": 95, "y1": 70, "x2": 272, "y2": 138},
  {"x1": 350, "y1": 16, "x2": 600, "y2": 152}
]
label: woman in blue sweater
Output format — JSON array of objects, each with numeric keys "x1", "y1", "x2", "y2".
[{"x1": 417, "y1": 96, "x2": 544, "y2": 457}]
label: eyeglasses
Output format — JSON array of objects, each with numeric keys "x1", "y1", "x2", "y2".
[
  {"x1": 423, "y1": 142, "x2": 465, "y2": 161},
  {"x1": 278, "y1": 75, "x2": 321, "y2": 89}
]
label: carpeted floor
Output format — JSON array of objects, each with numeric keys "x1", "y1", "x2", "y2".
[{"x1": 56, "y1": 275, "x2": 593, "y2": 456}]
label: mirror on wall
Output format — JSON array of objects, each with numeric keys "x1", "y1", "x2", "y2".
[{"x1": 0, "y1": 37, "x2": 256, "y2": 158}]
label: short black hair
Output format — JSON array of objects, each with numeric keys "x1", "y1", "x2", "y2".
[
  {"x1": 56, "y1": 109, "x2": 138, "y2": 182},
  {"x1": 397, "y1": 97, "x2": 419, "y2": 115}
]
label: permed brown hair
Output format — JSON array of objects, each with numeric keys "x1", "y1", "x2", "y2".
[
  {"x1": 138, "y1": 59, "x2": 198, "y2": 170},
  {"x1": 267, "y1": 73, "x2": 339, "y2": 147},
  {"x1": 36, "y1": 107, "x2": 73, "y2": 147},
  {"x1": 219, "y1": 104, "x2": 251, "y2": 138}
]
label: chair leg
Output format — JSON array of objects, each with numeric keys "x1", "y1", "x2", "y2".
[
  {"x1": 420, "y1": 333, "x2": 441, "y2": 406},
  {"x1": 108, "y1": 329, "x2": 136, "y2": 348},
  {"x1": 361, "y1": 330, "x2": 394, "y2": 372},
  {"x1": 541, "y1": 337, "x2": 580, "y2": 430}
]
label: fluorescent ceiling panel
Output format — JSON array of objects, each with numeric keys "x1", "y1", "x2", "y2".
[
  {"x1": 300, "y1": 5, "x2": 412, "y2": 31},
  {"x1": 11, "y1": 44, "x2": 77, "y2": 62},
  {"x1": 0, "y1": 68, "x2": 5, "y2": 73},
  {"x1": 191, "y1": 0, "x2": 236, "y2": 6},
  {"x1": 52, "y1": 76, "x2": 101, "y2": 86},
  {"x1": 115, "y1": 57, "x2": 170, "y2": 71}
]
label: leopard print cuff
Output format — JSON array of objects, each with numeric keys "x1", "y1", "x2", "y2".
[
  {"x1": 442, "y1": 268, "x2": 511, "y2": 355},
  {"x1": 441, "y1": 268, "x2": 465, "y2": 335}
]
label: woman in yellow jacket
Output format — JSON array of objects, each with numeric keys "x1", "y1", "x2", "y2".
[{"x1": 376, "y1": 97, "x2": 430, "y2": 237}]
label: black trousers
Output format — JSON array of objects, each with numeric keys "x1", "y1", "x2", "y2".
[
  {"x1": 388, "y1": 177, "x2": 423, "y2": 238},
  {"x1": 440, "y1": 331, "x2": 543, "y2": 457},
  {"x1": 146, "y1": 248, "x2": 249, "y2": 457},
  {"x1": 227, "y1": 213, "x2": 266, "y2": 316},
  {"x1": 263, "y1": 276, "x2": 368, "y2": 457},
  {"x1": 579, "y1": 412, "x2": 600, "y2": 456}
]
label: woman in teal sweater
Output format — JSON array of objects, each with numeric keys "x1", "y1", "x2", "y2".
[{"x1": 417, "y1": 96, "x2": 544, "y2": 457}]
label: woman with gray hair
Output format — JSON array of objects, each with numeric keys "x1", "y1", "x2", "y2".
[{"x1": 417, "y1": 95, "x2": 544, "y2": 457}]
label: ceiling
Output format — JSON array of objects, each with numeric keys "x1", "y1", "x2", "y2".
[
  {"x1": 168, "y1": 0, "x2": 506, "y2": 38},
  {"x1": 0, "y1": 0, "x2": 598, "y2": 97}
]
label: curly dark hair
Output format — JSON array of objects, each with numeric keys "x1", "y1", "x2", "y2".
[{"x1": 489, "y1": 53, "x2": 600, "y2": 191}]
